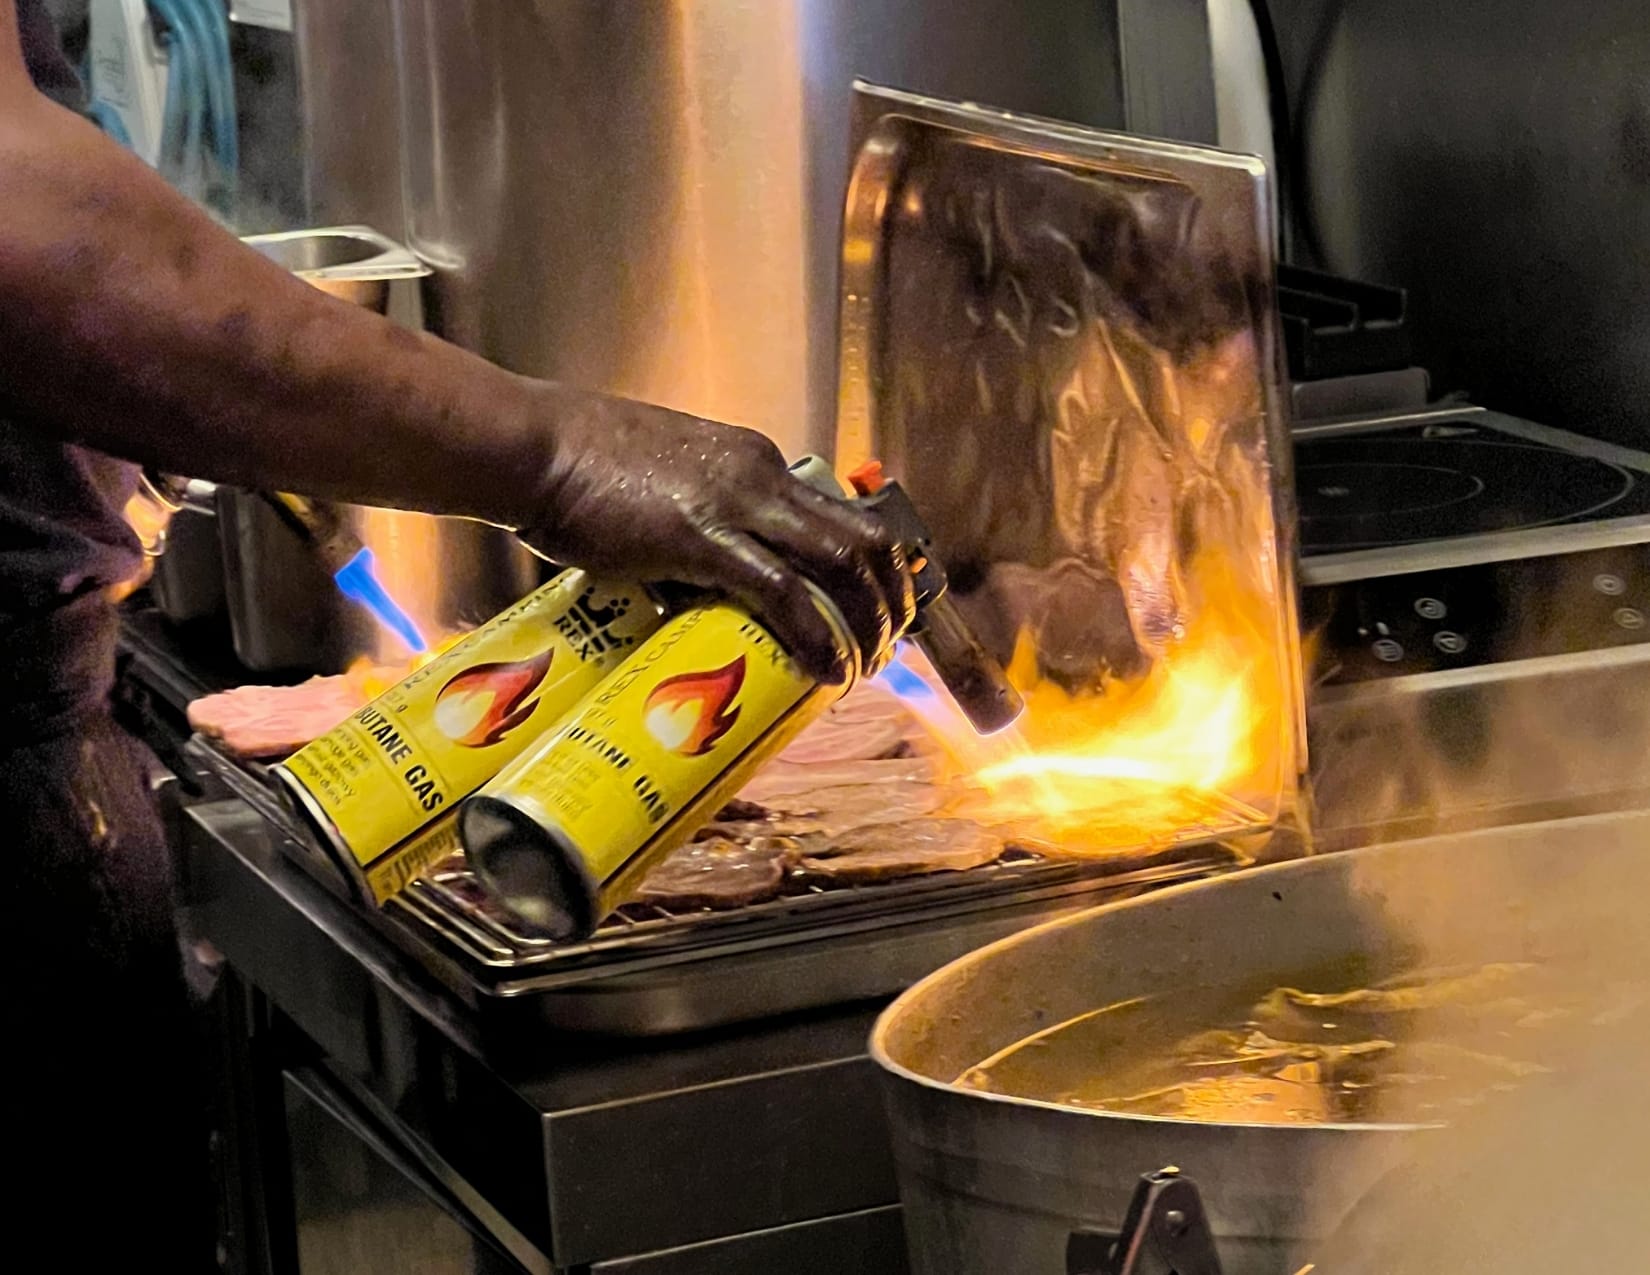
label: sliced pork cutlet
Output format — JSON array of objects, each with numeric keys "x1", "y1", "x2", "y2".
[
  {"x1": 775, "y1": 713, "x2": 909, "y2": 765},
  {"x1": 797, "y1": 818, "x2": 1006, "y2": 882},
  {"x1": 734, "y1": 755, "x2": 939, "y2": 806},
  {"x1": 773, "y1": 680, "x2": 942, "y2": 763},
  {"x1": 635, "y1": 836, "x2": 799, "y2": 911},
  {"x1": 816, "y1": 682, "x2": 910, "y2": 727},
  {"x1": 706, "y1": 778, "x2": 948, "y2": 841},
  {"x1": 188, "y1": 674, "x2": 375, "y2": 760}
]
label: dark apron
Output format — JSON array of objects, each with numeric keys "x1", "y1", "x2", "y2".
[{"x1": 0, "y1": 593, "x2": 213, "y2": 1271}]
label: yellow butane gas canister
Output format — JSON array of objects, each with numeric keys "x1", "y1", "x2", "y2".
[
  {"x1": 275, "y1": 571, "x2": 663, "y2": 901},
  {"x1": 458, "y1": 593, "x2": 859, "y2": 939},
  {"x1": 361, "y1": 812, "x2": 461, "y2": 906}
]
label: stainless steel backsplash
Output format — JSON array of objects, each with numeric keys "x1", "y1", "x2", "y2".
[{"x1": 295, "y1": 0, "x2": 1124, "y2": 459}]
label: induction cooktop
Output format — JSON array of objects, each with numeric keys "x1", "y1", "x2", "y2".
[
  {"x1": 1297, "y1": 410, "x2": 1650, "y2": 561},
  {"x1": 1293, "y1": 407, "x2": 1650, "y2": 683}
]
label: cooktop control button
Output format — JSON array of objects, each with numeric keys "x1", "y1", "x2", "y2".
[
  {"x1": 1433, "y1": 631, "x2": 1469, "y2": 655},
  {"x1": 1372, "y1": 638, "x2": 1405, "y2": 662},
  {"x1": 1615, "y1": 607, "x2": 1646, "y2": 632},
  {"x1": 1414, "y1": 597, "x2": 1448, "y2": 620},
  {"x1": 1594, "y1": 573, "x2": 1627, "y2": 597}
]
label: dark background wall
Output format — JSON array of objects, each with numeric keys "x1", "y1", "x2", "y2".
[{"x1": 1272, "y1": 0, "x2": 1649, "y2": 448}]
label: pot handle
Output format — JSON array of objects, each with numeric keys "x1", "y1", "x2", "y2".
[{"x1": 1067, "y1": 1169, "x2": 1224, "y2": 1275}]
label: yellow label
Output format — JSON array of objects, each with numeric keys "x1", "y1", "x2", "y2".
[
  {"x1": 278, "y1": 572, "x2": 660, "y2": 865},
  {"x1": 362, "y1": 813, "x2": 461, "y2": 905},
  {"x1": 481, "y1": 603, "x2": 841, "y2": 894}
]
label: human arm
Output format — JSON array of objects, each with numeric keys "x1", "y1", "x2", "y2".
[{"x1": 0, "y1": 4, "x2": 909, "y2": 676}]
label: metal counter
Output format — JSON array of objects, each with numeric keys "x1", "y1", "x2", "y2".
[
  {"x1": 182, "y1": 797, "x2": 910, "y2": 1273},
  {"x1": 121, "y1": 601, "x2": 1225, "y2": 1273},
  {"x1": 125, "y1": 607, "x2": 912, "y2": 1271}
]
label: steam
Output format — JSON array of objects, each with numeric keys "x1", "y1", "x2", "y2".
[
  {"x1": 1309, "y1": 563, "x2": 1650, "y2": 846},
  {"x1": 1306, "y1": 810, "x2": 1650, "y2": 1271}
]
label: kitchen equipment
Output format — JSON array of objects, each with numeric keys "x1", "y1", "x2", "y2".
[
  {"x1": 834, "y1": 82, "x2": 1305, "y2": 841},
  {"x1": 276, "y1": 571, "x2": 664, "y2": 903},
  {"x1": 463, "y1": 462, "x2": 1023, "y2": 939},
  {"x1": 871, "y1": 808, "x2": 1650, "y2": 1275},
  {"x1": 1069, "y1": 1171, "x2": 1224, "y2": 1275},
  {"x1": 220, "y1": 226, "x2": 538, "y2": 673},
  {"x1": 1300, "y1": 406, "x2": 1650, "y2": 846},
  {"x1": 190, "y1": 718, "x2": 1241, "y2": 1037},
  {"x1": 255, "y1": 489, "x2": 429, "y2": 653},
  {"x1": 144, "y1": 84, "x2": 1298, "y2": 1038},
  {"x1": 240, "y1": 225, "x2": 427, "y2": 310},
  {"x1": 181, "y1": 82, "x2": 1297, "y2": 1034},
  {"x1": 367, "y1": 0, "x2": 1134, "y2": 460},
  {"x1": 151, "y1": 479, "x2": 227, "y2": 624}
]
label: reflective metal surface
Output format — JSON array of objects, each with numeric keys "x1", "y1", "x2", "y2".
[
  {"x1": 1274, "y1": 0, "x2": 1650, "y2": 452},
  {"x1": 284, "y1": 1068, "x2": 541, "y2": 1274},
  {"x1": 176, "y1": 798, "x2": 911, "y2": 1267},
  {"x1": 836, "y1": 84, "x2": 1306, "y2": 833},
  {"x1": 152, "y1": 482, "x2": 227, "y2": 625},
  {"x1": 221, "y1": 227, "x2": 536, "y2": 671},
  {"x1": 1311, "y1": 645, "x2": 1650, "y2": 846},
  {"x1": 218, "y1": 486, "x2": 538, "y2": 671},
  {"x1": 872, "y1": 810, "x2": 1650, "y2": 1275},
  {"x1": 383, "y1": 0, "x2": 1122, "y2": 458},
  {"x1": 292, "y1": 0, "x2": 406, "y2": 234},
  {"x1": 243, "y1": 225, "x2": 427, "y2": 312}
]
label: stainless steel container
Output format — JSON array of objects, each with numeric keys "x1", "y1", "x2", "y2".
[
  {"x1": 241, "y1": 225, "x2": 427, "y2": 312},
  {"x1": 871, "y1": 809, "x2": 1650, "y2": 1275},
  {"x1": 151, "y1": 480, "x2": 226, "y2": 624},
  {"x1": 363, "y1": 0, "x2": 1126, "y2": 460},
  {"x1": 221, "y1": 226, "x2": 537, "y2": 673}
]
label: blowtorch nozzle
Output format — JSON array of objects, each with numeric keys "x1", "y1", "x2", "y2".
[
  {"x1": 829, "y1": 461, "x2": 1024, "y2": 735},
  {"x1": 911, "y1": 595, "x2": 1025, "y2": 735},
  {"x1": 258, "y1": 490, "x2": 428, "y2": 655}
]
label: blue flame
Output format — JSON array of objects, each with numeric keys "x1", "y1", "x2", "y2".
[
  {"x1": 874, "y1": 647, "x2": 937, "y2": 703},
  {"x1": 332, "y1": 547, "x2": 428, "y2": 655}
]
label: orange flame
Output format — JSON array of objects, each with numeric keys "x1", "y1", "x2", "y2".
[
  {"x1": 897, "y1": 545, "x2": 1292, "y2": 851},
  {"x1": 432, "y1": 648, "x2": 555, "y2": 748},
  {"x1": 643, "y1": 657, "x2": 745, "y2": 756}
]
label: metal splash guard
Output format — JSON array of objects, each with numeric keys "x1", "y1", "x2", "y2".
[{"x1": 834, "y1": 82, "x2": 1306, "y2": 849}]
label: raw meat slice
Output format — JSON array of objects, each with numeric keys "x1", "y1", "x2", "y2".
[
  {"x1": 635, "y1": 836, "x2": 798, "y2": 911},
  {"x1": 706, "y1": 779, "x2": 948, "y2": 841},
  {"x1": 775, "y1": 714, "x2": 907, "y2": 765},
  {"x1": 798, "y1": 818, "x2": 1005, "y2": 881},
  {"x1": 187, "y1": 674, "x2": 380, "y2": 759},
  {"x1": 819, "y1": 683, "x2": 911, "y2": 726},
  {"x1": 737, "y1": 756, "x2": 938, "y2": 804},
  {"x1": 766, "y1": 681, "x2": 931, "y2": 767}
]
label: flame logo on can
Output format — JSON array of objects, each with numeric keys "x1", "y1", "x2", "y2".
[
  {"x1": 642, "y1": 657, "x2": 745, "y2": 756},
  {"x1": 433, "y1": 649, "x2": 554, "y2": 748}
]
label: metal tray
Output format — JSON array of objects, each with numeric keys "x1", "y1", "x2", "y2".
[
  {"x1": 130, "y1": 609, "x2": 1247, "y2": 1035},
  {"x1": 184, "y1": 734, "x2": 1243, "y2": 1034},
  {"x1": 835, "y1": 83, "x2": 1307, "y2": 841},
  {"x1": 140, "y1": 87, "x2": 1310, "y2": 1035}
]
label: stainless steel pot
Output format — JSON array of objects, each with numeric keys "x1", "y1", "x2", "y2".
[
  {"x1": 871, "y1": 810, "x2": 1650, "y2": 1274},
  {"x1": 221, "y1": 227, "x2": 538, "y2": 672}
]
